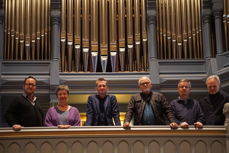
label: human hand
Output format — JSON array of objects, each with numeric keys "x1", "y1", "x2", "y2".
[
  {"x1": 194, "y1": 122, "x2": 203, "y2": 129},
  {"x1": 180, "y1": 122, "x2": 189, "y2": 128},
  {"x1": 12, "y1": 124, "x2": 22, "y2": 131},
  {"x1": 170, "y1": 122, "x2": 179, "y2": 129},
  {"x1": 123, "y1": 122, "x2": 131, "y2": 129},
  {"x1": 57, "y1": 125, "x2": 71, "y2": 129}
]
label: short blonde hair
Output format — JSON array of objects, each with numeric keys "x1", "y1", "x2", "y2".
[
  {"x1": 138, "y1": 76, "x2": 152, "y2": 86},
  {"x1": 56, "y1": 85, "x2": 70, "y2": 95},
  {"x1": 96, "y1": 78, "x2": 107, "y2": 86},
  {"x1": 206, "y1": 75, "x2": 220, "y2": 85}
]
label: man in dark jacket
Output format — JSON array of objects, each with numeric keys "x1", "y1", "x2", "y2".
[
  {"x1": 5, "y1": 76, "x2": 44, "y2": 131},
  {"x1": 123, "y1": 76, "x2": 178, "y2": 129},
  {"x1": 85, "y1": 78, "x2": 121, "y2": 126},
  {"x1": 170, "y1": 79, "x2": 204, "y2": 128},
  {"x1": 200, "y1": 75, "x2": 229, "y2": 125}
]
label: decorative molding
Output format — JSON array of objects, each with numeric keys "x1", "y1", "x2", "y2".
[{"x1": 0, "y1": 126, "x2": 226, "y2": 153}]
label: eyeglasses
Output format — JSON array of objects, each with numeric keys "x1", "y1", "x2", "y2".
[
  {"x1": 98, "y1": 84, "x2": 107, "y2": 88},
  {"x1": 207, "y1": 85, "x2": 217, "y2": 88},
  {"x1": 25, "y1": 83, "x2": 36, "y2": 87},
  {"x1": 178, "y1": 86, "x2": 190, "y2": 89},
  {"x1": 140, "y1": 82, "x2": 151, "y2": 86}
]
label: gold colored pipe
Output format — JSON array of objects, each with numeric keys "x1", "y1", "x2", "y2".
[
  {"x1": 7, "y1": 0, "x2": 11, "y2": 59},
  {"x1": 156, "y1": 0, "x2": 160, "y2": 59},
  {"x1": 90, "y1": 0, "x2": 98, "y2": 51},
  {"x1": 109, "y1": 0, "x2": 117, "y2": 72},
  {"x1": 44, "y1": 0, "x2": 49, "y2": 59},
  {"x1": 176, "y1": 0, "x2": 182, "y2": 59},
  {"x1": 75, "y1": 46, "x2": 81, "y2": 72},
  {"x1": 61, "y1": 41, "x2": 66, "y2": 72},
  {"x1": 158, "y1": 0, "x2": 163, "y2": 58},
  {"x1": 31, "y1": 0, "x2": 36, "y2": 60},
  {"x1": 36, "y1": 0, "x2": 41, "y2": 59},
  {"x1": 141, "y1": 0, "x2": 148, "y2": 69},
  {"x1": 191, "y1": 0, "x2": 196, "y2": 59},
  {"x1": 82, "y1": 0, "x2": 89, "y2": 72},
  {"x1": 109, "y1": 0, "x2": 117, "y2": 50},
  {"x1": 195, "y1": 0, "x2": 200, "y2": 58},
  {"x1": 90, "y1": 0, "x2": 98, "y2": 72},
  {"x1": 226, "y1": 0, "x2": 229, "y2": 46},
  {"x1": 118, "y1": 0, "x2": 125, "y2": 71},
  {"x1": 100, "y1": 0, "x2": 108, "y2": 72},
  {"x1": 162, "y1": 0, "x2": 167, "y2": 59},
  {"x1": 15, "y1": 0, "x2": 20, "y2": 59},
  {"x1": 142, "y1": 40, "x2": 148, "y2": 71},
  {"x1": 10, "y1": 0, "x2": 15, "y2": 60},
  {"x1": 181, "y1": 0, "x2": 188, "y2": 58},
  {"x1": 82, "y1": 0, "x2": 89, "y2": 48},
  {"x1": 100, "y1": 0, "x2": 108, "y2": 56},
  {"x1": 74, "y1": 0, "x2": 82, "y2": 72},
  {"x1": 126, "y1": 0, "x2": 133, "y2": 70},
  {"x1": 4, "y1": 0, "x2": 8, "y2": 59},
  {"x1": 171, "y1": 0, "x2": 177, "y2": 58},
  {"x1": 74, "y1": 0, "x2": 81, "y2": 45},
  {"x1": 166, "y1": 0, "x2": 171, "y2": 59},
  {"x1": 25, "y1": 0, "x2": 31, "y2": 60},
  {"x1": 224, "y1": 0, "x2": 228, "y2": 50},
  {"x1": 19, "y1": 0, "x2": 25, "y2": 60},
  {"x1": 61, "y1": 0, "x2": 66, "y2": 71},
  {"x1": 186, "y1": 0, "x2": 192, "y2": 58},
  {"x1": 199, "y1": 0, "x2": 203, "y2": 58},
  {"x1": 48, "y1": 0, "x2": 51, "y2": 59},
  {"x1": 40, "y1": 0, "x2": 45, "y2": 59},
  {"x1": 134, "y1": 0, "x2": 140, "y2": 70},
  {"x1": 67, "y1": 0, "x2": 73, "y2": 71}
]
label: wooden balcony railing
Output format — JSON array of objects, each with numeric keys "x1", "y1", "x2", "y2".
[{"x1": 0, "y1": 126, "x2": 228, "y2": 153}]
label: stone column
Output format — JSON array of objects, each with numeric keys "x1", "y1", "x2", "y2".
[
  {"x1": 212, "y1": 0, "x2": 225, "y2": 54},
  {"x1": 202, "y1": 8, "x2": 218, "y2": 75},
  {"x1": 50, "y1": 10, "x2": 61, "y2": 104},
  {"x1": 148, "y1": 9, "x2": 160, "y2": 87},
  {"x1": 213, "y1": 11, "x2": 224, "y2": 54},
  {"x1": 202, "y1": 9, "x2": 212, "y2": 58},
  {"x1": 212, "y1": 0, "x2": 226, "y2": 69},
  {"x1": 148, "y1": 11, "x2": 157, "y2": 59},
  {"x1": 223, "y1": 103, "x2": 229, "y2": 153}
]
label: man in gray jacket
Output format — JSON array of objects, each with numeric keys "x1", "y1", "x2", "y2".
[{"x1": 123, "y1": 76, "x2": 178, "y2": 129}]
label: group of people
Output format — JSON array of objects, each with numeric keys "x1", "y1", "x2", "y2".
[{"x1": 5, "y1": 75, "x2": 229, "y2": 131}]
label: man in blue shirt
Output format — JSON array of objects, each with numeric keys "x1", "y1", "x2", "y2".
[{"x1": 170, "y1": 79, "x2": 204, "y2": 128}]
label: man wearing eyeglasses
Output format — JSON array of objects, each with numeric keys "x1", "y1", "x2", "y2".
[
  {"x1": 5, "y1": 76, "x2": 44, "y2": 131},
  {"x1": 199, "y1": 75, "x2": 229, "y2": 125},
  {"x1": 123, "y1": 76, "x2": 178, "y2": 129},
  {"x1": 170, "y1": 79, "x2": 204, "y2": 128}
]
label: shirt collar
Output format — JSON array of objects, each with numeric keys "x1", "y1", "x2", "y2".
[
  {"x1": 177, "y1": 97, "x2": 189, "y2": 104},
  {"x1": 23, "y1": 93, "x2": 37, "y2": 104}
]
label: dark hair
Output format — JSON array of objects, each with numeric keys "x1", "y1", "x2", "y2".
[{"x1": 24, "y1": 76, "x2": 37, "y2": 85}]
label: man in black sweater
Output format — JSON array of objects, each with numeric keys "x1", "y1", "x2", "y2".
[
  {"x1": 5, "y1": 76, "x2": 44, "y2": 130},
  {"x1": 200, "y1": 75, "x2": 229, "y2": 125}
]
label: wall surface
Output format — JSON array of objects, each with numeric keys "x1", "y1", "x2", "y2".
[{"x1": 0, "y1": 126, "x2": 227, "y2": 153}]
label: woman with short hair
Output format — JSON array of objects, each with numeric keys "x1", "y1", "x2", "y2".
[{"x1": 44, "y1": 85, "x2": 81, "y2": 128}]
